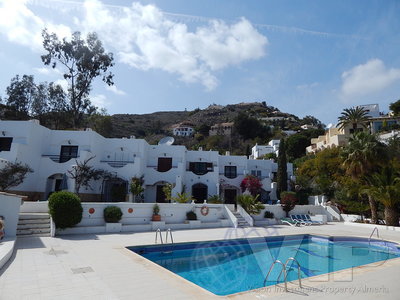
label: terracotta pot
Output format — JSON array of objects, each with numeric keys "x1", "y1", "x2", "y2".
[{"x1": 152, "y1": 214, "x2": 161, "y2": 221}]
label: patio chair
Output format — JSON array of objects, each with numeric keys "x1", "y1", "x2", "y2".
[
  {"x1": 304, "y1": 214, "x2": 323, "y2": 225},
  {"x1": 295, "y1": 215, "x2": 314, "y2": 225},
  {"x1": 281, "y1": 218, "x2": 301, "y2": 227},
  {"x1": 291, "y1": 215, "x2": 309, "y2": 226}
]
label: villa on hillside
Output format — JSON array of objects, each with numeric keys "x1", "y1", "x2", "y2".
[
  {"x1": 171, "y1": 122, "x2": 194, "y2": 137},
  {"x1": 209, "y1": 122, "x2": 234, "y2": 136},
  {"x1": 306, "y1": 104, "x2": 400, "y2": 154},
  {"x1": 250, "y1": 140, "x2": 280, "y2": 159},
  {"x1": 0, "y1": 120, "x2": 294, "y2": 204}
]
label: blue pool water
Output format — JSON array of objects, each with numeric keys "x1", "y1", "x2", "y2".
[{"x1": 128, "y1": 235, "x2": 400, "y2": 295}]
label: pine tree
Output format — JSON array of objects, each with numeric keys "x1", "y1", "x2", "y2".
[{"x1": 277, "y1": 138, "x2": 288, "y2": 199}]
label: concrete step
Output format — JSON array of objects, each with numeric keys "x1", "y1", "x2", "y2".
[
  {"x1": 19, "y1": 213, "x2": 50, "y2": 220},
  {"x1": 17, "y1": 228, "x2": 51, "y2": 236},
  {"x1": 17, "y1": 233, "x2": 51, "y2": 238},
  {"x1": 18, "y1": 218, "x2": 50, "y2": 225},
  {"x1": 17, "y1": 223, "x2": 50, "y2": 230}
]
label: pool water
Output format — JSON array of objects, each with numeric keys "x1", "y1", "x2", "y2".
[{"x1": 129, "y1": 235, "x2": 400, "y2": 295}]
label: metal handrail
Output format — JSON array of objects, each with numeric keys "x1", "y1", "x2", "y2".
[
  {"x1": 369, "y1": 226, "x2": 380, "y2": 246},
  {"x1": 155, "y1": 228, "x2": 163, "y2": 244},
  {"x1": 282, "y1": 257, "x2": 302, "y2": 288},
  {"x1": 165, "y1": 228, "x2": 174, "y2": 244},
  {"x1": 264, "y1": 260, "x2": 287, "y2": 291}
]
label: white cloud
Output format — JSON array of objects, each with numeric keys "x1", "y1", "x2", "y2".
[
  {"x1": 0, "y1": 0, "x2": 268, "y2": 90},
  {"x1": 77, "y1": 0, "x2": 268, "y2": 90},
  {"x1": 90, "y1": 94, "x2": 109, "y2": 108},
  {"x1": 341, "y1": 59, "x2": 400, "y2": 99},
  {"x1": 0, "y1": 0, "x2": 71, "y2": 52},
  {"x1": 105, "y1": 85, "x2": 126, "y2": 96},
  {"x1": 34, "y1": 67, "x2": 62, "y2": 76}
]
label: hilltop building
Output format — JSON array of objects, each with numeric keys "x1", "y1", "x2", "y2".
[{"x1": 209, "y1": 122, "x2": 234, "y2": 136}]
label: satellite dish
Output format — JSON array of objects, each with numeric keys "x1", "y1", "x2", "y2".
[
  {"x1": 326, "y1": 123, "x2": 333, "y2": 129},
  {"x1": 158, "y1": 136, "x2": 175, "y2": 146}
]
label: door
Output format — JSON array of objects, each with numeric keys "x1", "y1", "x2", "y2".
[
  {"x1": 157, "y1": 158, "x2": 172, "y2": 172},
  {"x1": 224, "y1": 189, "x2": 237, "y2": 205},
  {"x1": 59, "y1": 145, "x2": 78, "y2": 163},
  {"x1": 192, "y1": 183, "x2": 208, "y2": 203},
  {"x1": 156, "y1": 185, "x2": 167, "y2": 203}
]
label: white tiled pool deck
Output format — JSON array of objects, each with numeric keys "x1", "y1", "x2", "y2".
[{"x1": 1, "y1": 223, "x2": 400, "y2": 300}]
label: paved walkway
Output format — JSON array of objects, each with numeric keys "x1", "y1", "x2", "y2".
[{"x1": 0, "y1": 223, "x2": 399, "y2": 299}]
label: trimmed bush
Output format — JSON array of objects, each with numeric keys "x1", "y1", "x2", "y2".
[
  {"x1": 186, "y1": 211, "x2": 197, "y2": 220},
  {"x1": 48, "y1": 191, "x2": 83, "y2": 229},
  {"x1": 264, "y1": 211, "x2": 274, "y2": 219},
  {"x1": 104, "y1": 206, "x2": 123, "y2": 223}
]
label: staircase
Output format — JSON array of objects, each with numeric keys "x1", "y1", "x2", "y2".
[
  {"x1": 17, "y1": 213, "x2": 51, "y2": 237},
  {"x1": 232, "y1": 211, "x2": 250, "y2": 228}
]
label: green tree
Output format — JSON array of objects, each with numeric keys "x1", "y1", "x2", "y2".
[
  {"x1": 337, "y1": 106, "x2": 369, "y2": 134},
  {"x1": 389, "y1": 99, "x2": 400, "y2": 116},
  {"x1": 364, "y1": 167, "x2": 400, "y2": 226},
  {"x1": 341, "y1": 132, "x2": 388, "y2": 224},
  {"x1": 276, "y1": 138, "x2": 288, "y2": 198},
  {"x1": 4, "y1": 75, "x2": 35, "y2": 119},
  {"x1": 286, "y1": 134, "x2": 310, "y2": 161},
  {"x1": 234, "y1": 112, "x2": 270, "y2": 140},
  {"x1": 41, "y1": 29, "x2": 114, "y2": 128}
]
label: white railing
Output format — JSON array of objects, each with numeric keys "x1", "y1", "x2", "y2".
[{"x1": 223, "y1": 205, "x2": 238, "y2": 228}]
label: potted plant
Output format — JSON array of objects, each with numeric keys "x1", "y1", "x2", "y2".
[
  {"x1": 264, "y1": 211, "x2": 274, "y2": 219},
  {"x1": 152, "y1": 204, "x2": 161, "y2": 221},
  {"x1": 130, "y1": 176, "x2": 144, "y2": 202},
  {"x1": 104, "y1": 206, "x2": 123, "y2": 233},
  {"x1": 186, "y1": 211, "x2": 197, "y2": 221}
]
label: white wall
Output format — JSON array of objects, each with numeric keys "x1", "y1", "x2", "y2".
[
  {"x1": 252, "y1": 204, "x2": 331, "y2": 221},
  {"x1": 0, "y1": 193, "x2": 23, "y2": 237}
]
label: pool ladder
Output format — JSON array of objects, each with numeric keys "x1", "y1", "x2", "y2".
[
  {"x1": 155, "y1": 228, "x2": 174, "y2": 245},
  {"x1": 264, "y1": 257, "x2": 302, "y2": 292},
  {"x1": 368, "y1": 226, "x2": 380, "y2": 246}
]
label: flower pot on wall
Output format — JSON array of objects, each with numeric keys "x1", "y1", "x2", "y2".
[
  {"x1": 105, "y1": 222, "x2": 122, "y2": 233},
  {"x1": 152, "y1": 214, "x2": 161, "y2": 221}
]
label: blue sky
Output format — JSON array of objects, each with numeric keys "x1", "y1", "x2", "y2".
[{"x1": 0, "y1": 0, "x2": 399, "y2": 125}]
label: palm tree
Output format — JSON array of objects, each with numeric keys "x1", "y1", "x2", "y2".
[
  {"x1": 341, "y1": 132, "x2": 388, "y2": 223},
  {"x1": 337, "y1": 106, "x2": 369, "y2": 134},
  {"x1": 364, "y1": 167, "x2": 400, "y2": 226}
]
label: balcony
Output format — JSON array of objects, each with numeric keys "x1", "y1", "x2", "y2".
[
  {"x1": 42, "y1": 155, "x2": 79, "y2": 163},
  {"x1": 100, "y1": 160, "x2": 134, "y2": 168}
]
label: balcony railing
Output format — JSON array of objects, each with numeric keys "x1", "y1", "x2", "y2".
[
  {"x1": 42, "y1": 155, "x2": 79, "y2": 163},
  {"x1": 100, "y1": 160, "x2": 134, "y2": 168}
]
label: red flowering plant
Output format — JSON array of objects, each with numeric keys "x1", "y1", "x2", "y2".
[
  {"x1": 280, "y1": 191, "x2": 298, "y2": 217},
  {"x1": 240, "y1": 175, "x2": 262, "y2": 197}
]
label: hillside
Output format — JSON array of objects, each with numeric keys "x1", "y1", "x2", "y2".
[{"x1": 110, "y1": 102, "x2": 299, "y2": 140}]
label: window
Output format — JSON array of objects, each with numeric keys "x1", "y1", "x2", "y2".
[
  {"x1": 0, "y1": 137, "x2": 13, "y2": 151},
  {"x1": 251, "y1": 170, "x2": 262, "y2": 178},
  {"x1": 157, "y1": 157, "x2": 172, "y2": 172},
  {"x1": 224, "y1": 166, "x2": 237, "y2": 179},
  {"x1": 59, "y1": 145, "x2": 78, "y2": 163},
  {"x1": 189, "y1": 162, "x2": 213, "y2": 175}
]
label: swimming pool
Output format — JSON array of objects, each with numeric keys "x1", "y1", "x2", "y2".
[{"x1": 128, "y1": 235, "x2": 400, "y2": 296}]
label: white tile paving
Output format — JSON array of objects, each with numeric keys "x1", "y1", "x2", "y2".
[{"x1": 0, "y1": 224, "x2": 399, "y2": 300}]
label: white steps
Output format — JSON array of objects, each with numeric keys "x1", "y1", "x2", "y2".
[
  {"x1": 232, "y1": 211, "x2": 250, "y2": 228},
  {"x1": 17, "y1": 213, "x2": 51, "y2": 237}
]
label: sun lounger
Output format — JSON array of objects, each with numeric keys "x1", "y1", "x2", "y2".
[
  {"x1": 281, "y1": 218, "x2": 301, "y2": 227},
  {"x1": 304, "y1": 214, "x2": 323, "y2": 224},
  {"x1": 291, "y1": 215, "x2": 309, "y2": 226}
]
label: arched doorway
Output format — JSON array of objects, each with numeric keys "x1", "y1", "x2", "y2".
[
  {"x1": 192, "y1": 183, "x2": 208, "y2": 203},
  {"x1": 45, "y1": 173, "x2": 65, "y2": 199},
  {"x1": 102, "y1": 178, "x2": 128, "y2": 202}
]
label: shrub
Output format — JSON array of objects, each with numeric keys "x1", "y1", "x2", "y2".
[
  {"x1": 186, "y1": 211, "x2": 197, "y2": 220},
  {"x1": 48, "y1": 191, "x2": 83, "y2": 229},
  {"x1": 280, "y1": 191, "x2": 297, "y2": 217},
  {"x1": 104, "y1": 206, "x2": 123, "y2": 223},
  {"x1": 237, "y1": 194, "x2": 265, "y2": 215},
  {"x1": 264, "y1": 211, "x2": 275, "y2": 219},
  {"x1": 207, "y1": 195, "x2": 222, "y2": 204},
  {"x1": 153, "y1": 203, "x2": 160, "y2": 215}
]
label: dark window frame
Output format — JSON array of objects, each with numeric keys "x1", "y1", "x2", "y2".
[
  {"x1": 224, "y1": 166, "x2": 237, "y2": 179},
  {"x1": 0, "y1": 137, "x2": 13, "y2": 151},
  {"x1": 59, "y1": 145, "x2": 78, "y2": 163}
]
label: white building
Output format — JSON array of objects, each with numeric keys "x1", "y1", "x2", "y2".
[
  {"x1": 172, "y1": 122, "x2": 194, "y2": 137},
  {"x1": 0, "y1": 120, "x2": 294, "y2": 204},
  {"x1": 251, "y1": 140, "x2": 280, "y2": 159}
]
